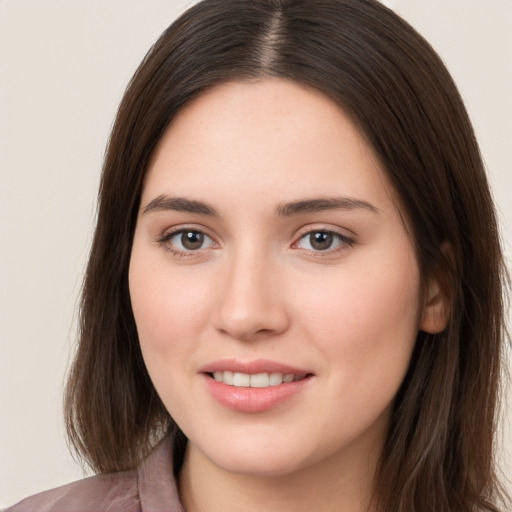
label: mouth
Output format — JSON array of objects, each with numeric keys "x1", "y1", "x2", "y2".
[
  {"x1": 208, "y1": 371, "x2": 309, "y2": 388},
  {"x1": 200, "y1": 359, "x2": 314, "y2": 412}
]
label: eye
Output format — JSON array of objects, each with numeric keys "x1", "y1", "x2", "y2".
[
  {"x1": 295, "y1": 230, "x2": 353, "y2": 252},
  {"x1": 161, "y1": 229, "x2": 215, "y2": 253}
]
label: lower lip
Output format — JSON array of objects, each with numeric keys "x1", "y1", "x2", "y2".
[{"x1": 203, "y1": 374, "x2": 312, "y2": 413}]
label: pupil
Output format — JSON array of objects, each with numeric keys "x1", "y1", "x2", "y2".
[
  {"x1": 182, "y1": 231, "x2": 204, "y2": 250},
  {"x1": 311, "y1": 232, "x2": 333, "y2": 250}
]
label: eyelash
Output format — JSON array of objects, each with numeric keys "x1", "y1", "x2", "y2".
[
  {"x1": 293, "y1": 229, "x2": 355, "y2": 256},
  {"x1": 158, "y1": 227, "x2": 217, "y2": 258},
  {"x1": 157, "y1": 227, "x2": 355, "y2": 258}
]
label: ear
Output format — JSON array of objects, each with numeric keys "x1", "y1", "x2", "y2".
[
  {"x1": 420, "y1": 274, "x2": 451, "y2": 334},
  {"x1": 420, "y1": 241, "x2": 454, "y2": 334}
]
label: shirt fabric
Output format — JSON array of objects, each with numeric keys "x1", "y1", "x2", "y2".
[{"x1": 6, "y1": 434, "x2": 185, "y2": 512}]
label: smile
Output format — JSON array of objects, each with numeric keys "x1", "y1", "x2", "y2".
[
  {"x1": 200, "y1": 360, "x2": 314, "y2": 412},
  {"x1": 211, "y1": 371, "x2": 307, "y2": 388}
]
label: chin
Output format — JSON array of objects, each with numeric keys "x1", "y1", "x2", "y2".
[
  {"x1": 213, "y1": 452, "x2": 305, "y2": 478},
  {"x1": 190, "y1": 433, "x2": 313, "y2": 478}
]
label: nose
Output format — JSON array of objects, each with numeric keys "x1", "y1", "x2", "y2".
[{"x1": 212, "y1": 248, "x2": 290, "y2": 341}]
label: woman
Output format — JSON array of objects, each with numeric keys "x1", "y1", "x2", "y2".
[{"x1": 8, "y1": 0, "x2": 510, "y2": 511}]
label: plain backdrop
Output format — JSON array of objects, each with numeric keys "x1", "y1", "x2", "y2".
[{"x1": 1, "y1": 0, "x2": 511, "y2": 507}]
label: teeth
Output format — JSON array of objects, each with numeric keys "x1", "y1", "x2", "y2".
[
  {"x1": 233, "y1": 372, "x2": 250, "y2": 387},
  {"x1": 250, "y1": 373, "x2": 269, "y2": 388},
  {"x1": 212, "y1": 371, "x2": 303, "y2": 387},
  {"x1": 269, "y1": 373, "x2": 283, "y2": 386}
]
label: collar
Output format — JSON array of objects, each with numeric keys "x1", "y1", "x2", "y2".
[{"x1": 137, "y1": 432, "x2": 185, "y2": 512}]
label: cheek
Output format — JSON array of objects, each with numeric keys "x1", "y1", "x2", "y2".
[
  {"x1": 130, "y1": 249, "x2": 208, "y2": 343},
  {"x1": 294, "y1": 251, "x2": 421, "y2": 379},
  {"x1": 128, "y1": 247, "x2": 209, "y2": 382},
  {"x1": 128, "y1": 250, "x2": 212, "y2": 414}
]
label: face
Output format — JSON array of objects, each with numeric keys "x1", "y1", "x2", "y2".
[{"x1": 129, "y1": 79, "x2": 437, "y2": 478}]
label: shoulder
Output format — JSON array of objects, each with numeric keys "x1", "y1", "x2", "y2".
[
  {"x1": 6, "y1": 470, "x2": 140, "y2": 512},
  {"x1": 5, "y1": 432, "x2": 183, "y2": 512}
]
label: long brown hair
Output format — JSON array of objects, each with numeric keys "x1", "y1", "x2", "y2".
[{"x1": 64, "y1": 0, "x2": 510, "y2": 510}]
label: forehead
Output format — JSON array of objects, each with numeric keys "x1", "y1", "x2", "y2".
[{"x1": 143, "y1": 79, "x2": 397, "y2": 212}]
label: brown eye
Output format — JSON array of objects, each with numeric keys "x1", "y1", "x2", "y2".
[
  {"x1": 309, "y1": 232, "x2": 334, "y2": 251},
  {"x1": 181, "y1": 231, "x2": 204, "y2": 250},
  {"x1": 295, "y1": 230, "x2": 353, "y2": 253},
  {"x1": 163, "y1": 229, "x2": 215, "y2": 253}
]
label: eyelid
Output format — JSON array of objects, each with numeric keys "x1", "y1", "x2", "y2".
[
  {"x1": 159, "y1": 223, "x2": 217, "y2": 240},
  {"x1": 157, "y1": 224, "x2": 219, "y2": 256},
  {"x1": 291, "y1": 225, "x2": 356, "y2": 254}
]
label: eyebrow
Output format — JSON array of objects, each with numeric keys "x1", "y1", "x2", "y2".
[
  {"x1": 276, "y1": 197, "x2": 380, "y2": 216},
  {"x1": 143, "y1": 195, "x2": 218, "y2": 216},
  {"x1": 142, "y1": 195, "x2": 379, "y2": 217}
]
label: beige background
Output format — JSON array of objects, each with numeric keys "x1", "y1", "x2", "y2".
[{"x1": 0, "y1": 0, "x2": 510, "y2": 507}]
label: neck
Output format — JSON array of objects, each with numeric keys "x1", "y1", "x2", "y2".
[{"x1": 178, "y1": 438, "x2": 382, "y2": 512}]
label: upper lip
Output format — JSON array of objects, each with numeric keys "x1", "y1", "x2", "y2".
[{"x1": 199, "y1": 358, "x2": 312, "y2": 375}]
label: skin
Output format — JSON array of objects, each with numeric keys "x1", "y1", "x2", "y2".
[{"x1": 129, "y1": 79, "x2": 447, "y2": 512}]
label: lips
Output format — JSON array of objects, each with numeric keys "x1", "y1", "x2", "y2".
[
  {"x1": 200, "y1": 358, "x2": 310, "y2": 376},
  {"x1": 200, "y1": 359, "x2": 313, "y2": 413},
  {"x1": 212, "y1": 371, "x2": 306, "y2": 387}
]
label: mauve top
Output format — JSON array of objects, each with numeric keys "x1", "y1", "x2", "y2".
[{"x1": 6, "y1": 435, "x2": 185, "y2": 512}]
